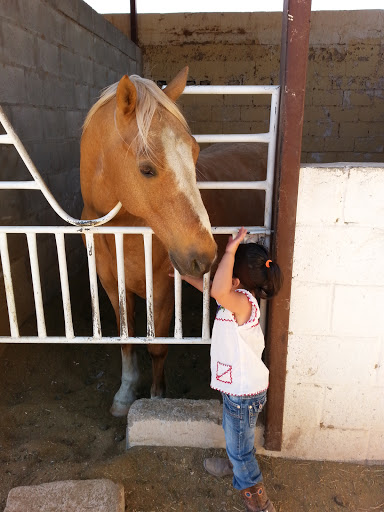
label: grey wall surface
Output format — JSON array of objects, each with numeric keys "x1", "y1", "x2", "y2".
[{"x1": 0, "y1": 0, "x2": 142, "y2": 333}]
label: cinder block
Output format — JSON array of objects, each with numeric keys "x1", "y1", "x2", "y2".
[
  {"x1": 296, "y1": 166, "x2": 348, "y2": 225},
  {"x1": 283, "y1": 380, "x2": 324, "y2": 431},
  {"x1": 127, "y1": 398, "x2": 266, "y2": 450},
  {"x1": 0, "y1": 65, "x2": 26, "y2": 104},
  {"x1": 1, "y1": 21, "x2": 36, "y2": 69},
  {"x1": 284, "y1": 426, "x2": 370, "y2": 463},
  {"x1": 38, "y1": 38, "x2": 60, "y2": 75},
  {"x1": 322, "y1": 385, "x2": 384, "y2": 430},
  {"x1": 25, "y1": 70, "x2": 45, "y2": 106},
  {"x1": 366, "y1": 430, "x2": 384, "y2": 463},
  {"x1": 286, "y1": 334, "x2": 380, "y2": 386},
  {"x1": 4, "y1": 479, "x2": 124, "y2": 512},
  {"x1": 294, "y1": 224, "x2": 384, "y2": 286},
  {"x1": 324, "y1": 136, "x2": 354, "y2": 152},
  {"x1": 127, "y1": 398, "x2": 226, "y2": 448},
  {"x1": 339, "y1": 121, "x2": 370, "y2": 137},
  {"x1": 332, "y1": 285, "x2": 384, "y2": 337},
  {"x1": 289, "y1": 281, "x2": 333, "y2": 336},
  {"x1": 344, "y1": 167, "x2": 384, "y2": 228},
  {"x1": 312, "y1": 90, "x2": 343, "y2": 106}
]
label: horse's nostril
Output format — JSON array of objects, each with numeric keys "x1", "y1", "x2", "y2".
[{"x1": 190, "y1": 257, "x2": 211, "y2": 277}]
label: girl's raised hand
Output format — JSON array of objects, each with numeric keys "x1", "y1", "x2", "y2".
[{"x1": 225, "y1": 226, "x2": 247, "y2": 255}]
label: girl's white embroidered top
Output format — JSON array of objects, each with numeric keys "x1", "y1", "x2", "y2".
[{"x1": 210, "y1": 289, "x2": 269, "y2": 396}]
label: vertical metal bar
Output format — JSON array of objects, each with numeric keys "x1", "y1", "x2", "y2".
[
  {"x1": 85, "y1": 232, "x2": 101, "y2": 339},
  {"x1": 26, "y1": 233, "x2": 46, "y2": 338},
  {"x1": 265, "y1": 0, "x2": 312, "y2": 452},
  {"x1": 264, "y1": 89, "x2": 280, "y2": 230},
  {"x1": 202, "y1": 272, "x2": 211, "y2": 341},
  {"x1": 174, "y1": 270, "x2": 183, "y2": 339},
  {"x1": 143, "y1": 233, "x2": 155, "y2": 338},
  {"x1": 0, "y1": 233, "x2": 19, "y2": 337},
  {"x1": 115, "y1": 233, "x2": 128, "y2": 339},
  {"x1": 55, "y1": 233, "x2": 74, "y2": 339}
]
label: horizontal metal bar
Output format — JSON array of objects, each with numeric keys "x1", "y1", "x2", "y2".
[
  {"x1": 0, "y1": 337, "x2": 212, "y2": 345},
  {"x1": 0, "y1": 181, "x2": 40, "y2": 189},
  {"x1": 0, "y1": 226, "x2": 155, "y2": 234},
  {"x1": 0, "y1": 134, "x2": 12, "y2": 144},
  {"x1": 0, "y1": 226, "x2": 271, "y2": 235},
  {"x1": 183, "y1": 85, "x2": 280, "y2": 95},
  {"x1": 198, "y1": 181, "x2": 268, "y2": 190},
  {"x1": 194, "y1": 133, "x2": 270, "y2": 144}
]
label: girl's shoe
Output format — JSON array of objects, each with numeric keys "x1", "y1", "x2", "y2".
[
  {"x1": 240, "y1": 483, "x2": 276, "y2": 512},
  {"x1": 203, "y1": 457, "x2": 233, "y2": 477}
]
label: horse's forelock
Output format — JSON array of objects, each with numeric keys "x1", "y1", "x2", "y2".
[{"x1": 82, "y1": 75, "x2": 190, "y2": 166}]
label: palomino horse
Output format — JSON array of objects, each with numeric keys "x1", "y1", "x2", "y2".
[
  {"x1": 81, "y1": 68, "x2": 267, "y2": 416},
  {"x1": 80, "y1": 67, "x2": 217, "y2": 416}
]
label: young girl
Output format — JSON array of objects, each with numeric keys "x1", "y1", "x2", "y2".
[{"x1": 172, "y1": 227, "x2": 283, "y2": 512}]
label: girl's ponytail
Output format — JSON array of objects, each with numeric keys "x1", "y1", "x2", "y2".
[{"x1": 234, "y1": 244, "x2": 283, "y2": 300}]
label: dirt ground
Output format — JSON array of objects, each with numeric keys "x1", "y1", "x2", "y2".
[{"x1": 0, "y1": 283, "x2": 383, "y2": 512}]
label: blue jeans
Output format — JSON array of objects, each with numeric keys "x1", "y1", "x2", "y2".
[{"x1": 222, "y1": 390, "x2": 267, "y2": 491}]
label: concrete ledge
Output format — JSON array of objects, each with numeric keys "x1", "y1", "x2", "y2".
[
  {"x1": 4, "y1": 479, "x2": 124, "y2": 512},
  {"x1": 126, "y1": 398, "x2": 264, "y2": 449}
]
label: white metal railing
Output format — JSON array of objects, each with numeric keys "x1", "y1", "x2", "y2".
[{"x1": 0, "y1": 85, "x2": 280, "y2": 344}]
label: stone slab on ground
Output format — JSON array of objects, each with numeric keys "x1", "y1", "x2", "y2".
[
  {"x1": 126, "y1": 398, "x2": 264, "y2": 449},
  {"x1": 3, "y1": 479, "x2": 124, "y2": 512}
]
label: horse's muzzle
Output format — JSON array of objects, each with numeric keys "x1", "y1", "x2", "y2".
[{"x1": 170, "y1": 250, "x2": 216, "y2": 278}]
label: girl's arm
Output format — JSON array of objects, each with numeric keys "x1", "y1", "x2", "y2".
[
  {"x1": 169, "y1": 272, "x2": 208, "y2": 293},
  {"x1": 211, "y1": 227, "x2": 252, "y2": 325},
  {"x1": 181, "y1": 275, "x2": 205, "y2": 292}
]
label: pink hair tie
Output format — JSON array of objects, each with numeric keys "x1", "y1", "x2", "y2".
[{"x1": 265, "y1": 260, "x2": 272, "y2": 268}]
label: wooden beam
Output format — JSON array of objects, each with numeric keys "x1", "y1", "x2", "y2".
[{"x1": 264, "y1": 0, "x2": 312, "y2": 451}]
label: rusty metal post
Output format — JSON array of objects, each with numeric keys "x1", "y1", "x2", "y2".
[
  {"x1": 130, "y1": 0, "x2": 138, "y2": 45},
  {"x1": 264, "y1": 0, "x2": 312, "y2": 451}
]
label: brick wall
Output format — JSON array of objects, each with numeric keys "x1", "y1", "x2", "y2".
[
  {"x1": 275, "y1": 164, "x2": 384, "y2": 463},
  {"x1": 105, "y1": 10, "x2": 383, "y2": 163},
  {"x1": 0, "y1": 0, "x2": 141, "y2": 334}
]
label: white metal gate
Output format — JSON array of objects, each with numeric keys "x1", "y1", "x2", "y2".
[{"x1": 0, "y1": 85, "x2": 279, "y2": 345}]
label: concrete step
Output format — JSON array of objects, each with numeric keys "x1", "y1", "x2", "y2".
[
  {"x1": 4, "y1": 479, "x2": 124, "y2": 512},
  {"x1": 126, "y1": 398, "x2": 264, "y2": 449}
]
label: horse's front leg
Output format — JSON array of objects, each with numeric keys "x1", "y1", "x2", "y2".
[
  {"x1": 147, "y1": 279, "x2": 174, "y2": 399},
  {"x1": 110, "y1": 292, "x2": 139, "y2": 417}
]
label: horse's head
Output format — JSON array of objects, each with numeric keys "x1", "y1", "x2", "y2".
[{"x1": 81, "y1": 67, "x2": 217, "y2": 277}]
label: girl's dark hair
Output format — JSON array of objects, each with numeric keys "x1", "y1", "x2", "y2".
[{"x1": 233, "y1": 243, "x2": 283, "y2": 300}]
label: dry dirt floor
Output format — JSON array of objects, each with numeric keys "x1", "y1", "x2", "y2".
[{"x1": 0, "y1": 283, "x2": 383, "y2": 512}]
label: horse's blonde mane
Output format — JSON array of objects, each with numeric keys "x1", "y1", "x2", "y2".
[{"x1": 83, "y1": 75, "x2": 190, "y2": 159}]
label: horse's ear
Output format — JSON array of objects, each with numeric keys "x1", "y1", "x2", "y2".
[
  {"x1": 163, "y1": 66, "x2": 189, "y2": 102},
  {"x1": 116, "y1": 75, "x2": 137, "y2": 116}
]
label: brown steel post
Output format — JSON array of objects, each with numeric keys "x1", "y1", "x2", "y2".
[
  {"x1": 130, "y1": 0, "x2": 138, "y2": 45},
  {"x1": 264, "y1": 0, "x2": 312, "y2": 451}
]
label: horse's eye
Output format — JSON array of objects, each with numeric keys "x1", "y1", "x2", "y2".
[{"x1": 140, "y1": 164, "x2": 157, "y2": 178}]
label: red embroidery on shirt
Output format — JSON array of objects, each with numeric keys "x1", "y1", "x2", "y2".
[
  {"x1": 210, "y1": 384, "x2": 269, "y2": 396},
  {"x1": 235, "y1": 289, "x2": 259, "y2": 327},
  {"x1": 216, "y1": 362, "x2": 233, "y2": 384}
]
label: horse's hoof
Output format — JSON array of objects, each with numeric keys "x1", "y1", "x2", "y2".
[{"x1": 110, "y1": 401, "x2": 131, "y2": 417}]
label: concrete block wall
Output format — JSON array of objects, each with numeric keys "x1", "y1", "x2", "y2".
[
  {"x1": 106, "y1": 10, "x2": 383, "y2": 163},
  {"x1": 278, "y1": 164, "x2": 384, "y2": 463},
  {"x1": 0, "y1": 0, "x2": 141, "y2": 334}
]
